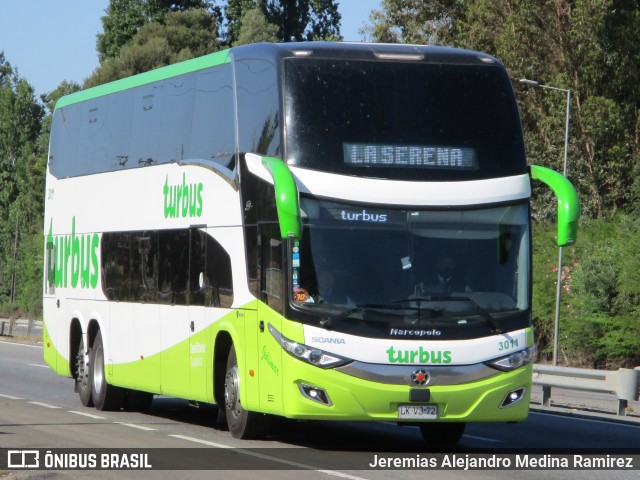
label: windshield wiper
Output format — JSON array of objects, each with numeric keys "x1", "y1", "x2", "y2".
[
  {"x1": 428, "y1": 295, "x2": 503, "y2": 334},
  {"x1": 391, "y1": 297, "x2": 446, "y2": 316},
  {"x1": 392, "y1": 295, "x2": 502, "y2": 334},
  {"x1": 320, "y1": 303, "x2": 397, "y2": 330}
]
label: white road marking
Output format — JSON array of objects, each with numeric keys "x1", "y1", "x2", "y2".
[
  {"x1": 29, "y1": 363, "x2": 48, "y2": 368},
  {"x1": 169, "y1": 434, "x2": 368, "y2": 480},
  {"x1": 463, "y1": 434, "x2": 505, "y2": 443},
  {"x1": 0, "y1": 393, "x2": 24, "y2": 400},
  {"x1": 169, "y1": 434, "x2": 234, "y2": 448},
  {"x1": 0, "y1": 340, "x2": 42, "y2": 348},
  {"x1": 68, "y1": 410, "x2": 107, "y2": 420},
  {"x1": 115, "y1": 422, "x2": 157, "y2": 431},
  {"x1": 29, "y1": 401, "x2": 61, "y2": 409}
]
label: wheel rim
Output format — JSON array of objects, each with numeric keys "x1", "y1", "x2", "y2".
[
  {"x1": 224, "y1": 365, "x2": 240, "y2": 415},
  {"x1": 77, "y1": 342, "x2": 89, "y2": 390},
  {"x1": 92, "y1": 344, "x2": 104, "y2": 395}
]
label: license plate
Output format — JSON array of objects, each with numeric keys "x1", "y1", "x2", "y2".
[{"x1": 398, "y1": 404, "x2": 438, "y2": 420}]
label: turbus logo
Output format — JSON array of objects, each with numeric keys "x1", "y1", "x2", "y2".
[
  {"x1": 163, "y1": 173, "x2": 203, "y2": 218},
  {"x1": 386, "y1": 346, "x2": 452, "y2": 364},
  {"x1": 46, "y1": 217, "x2": 99, "y2": 289},
  {"x1": 340, "y1": 209, "x2": 387, "y2": 222}
]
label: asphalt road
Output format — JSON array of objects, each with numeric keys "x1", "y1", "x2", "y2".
[{"x1": 1, "y1": 339, "x2": 639, "y2": 480}]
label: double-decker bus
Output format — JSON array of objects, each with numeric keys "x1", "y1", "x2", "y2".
[{"x1": 43, "y1": 42, "x2": 579, "y2": 444}]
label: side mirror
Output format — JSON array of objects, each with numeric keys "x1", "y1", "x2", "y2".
[
  {"x1": 530, "y1": 165, "x2": 580, "y2": 247},
  {"x1": 245, "y1": 153, "x2": 302, "y2": 239}
]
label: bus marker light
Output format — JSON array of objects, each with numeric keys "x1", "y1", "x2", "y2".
[
  {"x1": 299, "y1": 383, "x2": 332, "y2": 406},
  {"x1": 249, "y1": 369, "x2": 255, "y2": 377},
  {"x1": 500, "y1": 387, "x2": 526, "y2": 408}
]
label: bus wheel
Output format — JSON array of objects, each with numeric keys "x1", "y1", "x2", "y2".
[
  {"x1": 75, "y1": 336, "x2": 93, "y2": 407},
  {"x1": 90, "y1": 330, "x2": 124, "y2": 411},
  {"x1": 224, "y1": 345, "x2": 270, "y2": 439},
  {"x1": 419, "y1": 422, "x2": 466, "y2": 445}
]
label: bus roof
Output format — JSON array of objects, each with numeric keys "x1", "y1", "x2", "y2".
[
  {"x1": 54, "y1": 42, "x2": 502, "y2": 111},
  {"x1": 54, "y1": 48, "x2": 232, "y2": 110}
]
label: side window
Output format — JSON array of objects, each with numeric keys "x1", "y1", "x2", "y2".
[
  {"x1": 101, "y1": 232, "x2": 132, "y2": 301},
  {"x1": 190, "y1": 229, "x2": 207, "y2": 306},
  {"x1": 159, "y1": 76, "x2": 195, "y2": 164},
  {"x1": 133, "y1": 231, "x2": 159, "y2": 303},
  {"x1": 191, "y1": 228, "x2": 234, "y2": 308},
  {"x1": 45, "y1": 235, "x2": 56, "y2": 295},
  {"x1": 130, "y1": 83, "x2": 163, "y2": 168},
  {"x1": 106, "y1": 90, "x2": 134, "y2": 171},
  {"x1": 190, "y1": 65, "x2": 236, "y2": 170},
  {"x1": 206, "y1": 232, "x2": 234, "y2": 308},
  {"x1": 259, "y1": 225, "x2": 283, "y2": 313},
  {"x1": 158, "y1": 230, "x2": 190, "y2": 305},
  {"x1": 49, "y1": 105, "x2": 82, "y2": 178},
  {"x1": 78, "y1": 96, "x2": 106, "y2": 175},
  {"x1": 102, "y1": 228, "x2": 232, "y2": 308},
  {"x1": 235, "y1": 58, "x2": 280, "y2": 157}
]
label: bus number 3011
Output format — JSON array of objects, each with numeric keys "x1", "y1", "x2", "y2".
[{"x1": 498, "y1": 339, "x2": 519, "y2": 351}]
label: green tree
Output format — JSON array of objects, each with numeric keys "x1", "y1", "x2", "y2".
[
  {"x1": 235, "y1": 7, "x2": 279, "y2": 45},
  {"x1": 97, "y1": 0, "x2": 216, "y2": 62},
  {"x1": 223, "y1": 0, "x2": 256, "y2": 45},
  {"x1": 87, "y1": 9, "x2": 222, "y2": 87},
  {"x1": 361, "y1": 0, "x2": 465, "y2": 44},
  {"x1": 0, "y1": 53, "x2": 45, "y2": 317},
  {"x1": 364, "y1": 1, "x2": 640, "y2": 368},
  {"x1": 364, "y1": 0, "x2": 640, "y2": 220},
  {"x1": 224, "y1": 0, "x2": 341, "y2": 45}
]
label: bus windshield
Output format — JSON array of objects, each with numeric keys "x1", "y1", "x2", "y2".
[
  {"x1": 283, "y1": 58, "x2": 527, "y2": 181},
  {"x1": 291, "y1": 199, "x2": 530, "y2": 331}
]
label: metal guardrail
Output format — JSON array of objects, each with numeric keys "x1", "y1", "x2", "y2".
[
  {"x1": 533, "y1": 364, "x2": 640, "y2": 416},
  {"x1": 0, "y1": 318, "x2": 39, "y2": 337}
]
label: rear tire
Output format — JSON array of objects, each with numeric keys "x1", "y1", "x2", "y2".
[
  {"x1": 76, "y1": 335, "x2": 93, "y2": 407},
  {"x1": 224, "y1": 345, "x2": 270, "y2": 439},
  {"x1": 419, "y1": 422, "x2": 466, "y2": 445},
  {"x1": 90, "y1": 330, "x2": 124, "y2": 411}
]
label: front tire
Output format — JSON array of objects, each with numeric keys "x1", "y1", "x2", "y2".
[
  {"x1": 90, "y1": 330, "x2": 124, "y2": 411},
  {"x1": 224, "y1": 345, "x2": 270, "y2": 439}
]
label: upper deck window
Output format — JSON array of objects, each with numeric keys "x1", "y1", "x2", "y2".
[{"x1": 283, "y1": 58, "x2": 526, "y2": 181}]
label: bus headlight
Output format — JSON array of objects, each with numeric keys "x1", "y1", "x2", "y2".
[
  {"x1": 268, "y1": 324, "x2": 351, "y2": 368},
  {"x1": 486, "y1": 345, "x2": 535, "y2": 372}
]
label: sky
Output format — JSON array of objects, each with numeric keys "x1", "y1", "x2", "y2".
[{"x1": 0, "y1": 0, "x2": 381, "y2": 98}]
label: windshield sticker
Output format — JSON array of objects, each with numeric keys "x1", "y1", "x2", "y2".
[{"x1": 293, "y1": 287, "x2": 310, "y2": 304}]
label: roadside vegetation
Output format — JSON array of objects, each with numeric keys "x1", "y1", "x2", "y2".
[{"x1": 1, "y1": 0, "x2": 639, "y2": 368}]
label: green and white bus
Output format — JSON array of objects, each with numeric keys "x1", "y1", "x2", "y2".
[{"x1": 44, "y1": 42, "x2": 579, "y2": 444}]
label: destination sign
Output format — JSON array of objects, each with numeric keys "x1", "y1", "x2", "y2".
[{"x1": 343, "y1": 143, "x2": 477, "y2": 170}]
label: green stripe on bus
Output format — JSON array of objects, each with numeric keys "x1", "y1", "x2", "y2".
[{"x1": 54, "y1": 49, "x2": 232, "y2": 110}]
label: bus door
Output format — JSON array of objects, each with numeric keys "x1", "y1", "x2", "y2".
[
  {"x1": 255, "y1": 232, "x2": 284, "y2": 414},
  {"x1": 188, "y1": 303, "x2": 207, "y2": 400}
]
